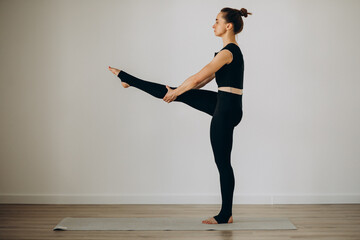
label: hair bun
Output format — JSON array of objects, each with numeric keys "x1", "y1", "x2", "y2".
[{"x1": 239, "y1": 8, "x2": 252, "y2": 18}]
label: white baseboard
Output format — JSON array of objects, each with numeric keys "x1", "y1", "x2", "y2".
[{"x1": 0, "y1": 193, "x2": 359, "y2": 204}]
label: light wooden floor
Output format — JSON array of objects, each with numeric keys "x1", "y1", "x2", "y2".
[{"x1": 0, "y1": 204, "x2": 359, "y2": 239}]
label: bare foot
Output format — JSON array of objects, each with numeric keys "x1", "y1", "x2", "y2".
[
  {"x1": 108, "y1": 66, "x2": 130, "y2": 88},
  {"x1": 202, "y1": 216, "x2": 233, "y2": 224}
]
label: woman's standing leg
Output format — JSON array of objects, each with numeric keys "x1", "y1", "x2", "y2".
[
  {"x1": 117, "y1": 70, "x2": 217, "y2": 116},
  {"x1": 209, "y1": 108, "x2": 237, "y2": 224}
]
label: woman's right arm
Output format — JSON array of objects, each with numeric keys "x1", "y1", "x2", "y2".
[{"x1": 194, "y1": 73, "x2": 215, "y2": 89}]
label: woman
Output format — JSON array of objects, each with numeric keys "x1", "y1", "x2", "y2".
[{"x1": 108, "y1": 7, "x2": 251, "y2": 224}]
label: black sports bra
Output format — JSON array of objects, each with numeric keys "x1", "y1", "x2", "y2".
[{"x1": 214, "y1": 43, "x2": 244, "y2": 89}]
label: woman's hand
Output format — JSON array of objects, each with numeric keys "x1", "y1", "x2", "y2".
[{"x1": 163, "y1": 85, "x2": 178, "y2": 103}]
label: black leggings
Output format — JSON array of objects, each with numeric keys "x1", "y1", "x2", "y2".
[{"x1": 118, "y1": 70, "x2": 243, "y2": 224}]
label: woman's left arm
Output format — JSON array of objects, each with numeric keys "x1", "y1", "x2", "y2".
[{"x1": 163, "y1": 50, "x2": 232, "y2": 102}]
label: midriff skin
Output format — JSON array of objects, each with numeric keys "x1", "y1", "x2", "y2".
[{"x1": 218, "y1": 86, "x2": 243, "y2": 95}]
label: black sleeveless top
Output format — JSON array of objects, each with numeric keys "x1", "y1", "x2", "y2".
[{"x1": 214, "y1": 43, "x2": 244, "y2": 89}]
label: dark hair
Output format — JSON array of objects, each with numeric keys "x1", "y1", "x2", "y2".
[{"x1": 220, "y1": 7, "x2": 252, "y2": 35}]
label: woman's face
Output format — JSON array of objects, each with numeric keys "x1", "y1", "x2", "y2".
[
  {"x1": 213, "y1": 12, "x2": 227, "y2": 36},
  {"x1": 213, "y1": 12, "x2": 226, "y2": 36}
]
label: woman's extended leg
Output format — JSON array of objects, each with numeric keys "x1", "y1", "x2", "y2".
[{"x1": 118, "y1": 70, "x2": 217, "y2": 116}]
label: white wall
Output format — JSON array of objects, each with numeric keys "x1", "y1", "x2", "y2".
[{"x1": 0, "y1": 0, "x2": 359, "y2": 204}]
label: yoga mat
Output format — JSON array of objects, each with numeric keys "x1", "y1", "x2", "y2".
[{"x1": 53, "y1": 217, "x2": 297, "y2": 231}]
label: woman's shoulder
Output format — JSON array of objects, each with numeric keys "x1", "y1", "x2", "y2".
[
  {"x1": 223, "y1": 43, "x2": 240, "y2": 51},
  {"x1": 224, "y1": 43, "x2": 243, "y2": 58},
  {"x1": 214, "y1": 43, "x2": 241, "y2": 56}
]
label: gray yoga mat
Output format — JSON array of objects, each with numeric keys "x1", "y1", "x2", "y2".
[{"x1": 53, "y1": 217, "x2": 297, "y2": 231}]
